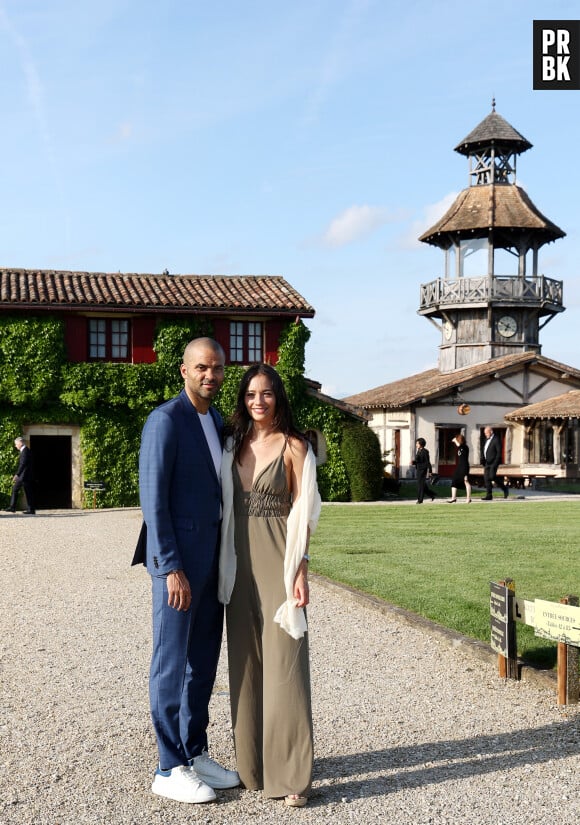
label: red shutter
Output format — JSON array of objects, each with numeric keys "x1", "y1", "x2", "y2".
[
  {"x1": 132, "y1": 317, "x2": 157, "y2": 363},
  {"x1": 212, "y1": 319, "x2": 230, "y2": 362},
  {"x1": 264, "y1": 319, "x2": 286, "y2": 365},
  {"x1": 64, "y1": 316, "x2": 88, "y2": 362}
]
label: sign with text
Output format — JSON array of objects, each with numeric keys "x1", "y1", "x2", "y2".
[
  {"x1": 513, "y1": 597, "x2": 535, "y2": 627},
  {"x1": 84, "y1": 481, "x2": 106, "y2": 491},
  {"x1": 534, "y1": 600, "x2": 580, "y2": 646},
  {"x1": 490, "y1": 581, "x2": 515, "y2": 658},
  {"x1": 533, "y1": 20, "x2": 580, "y2": 90}
]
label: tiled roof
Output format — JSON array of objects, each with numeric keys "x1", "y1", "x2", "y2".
[
  {"x1": 0, "y1": 268, "x2": 315, "y2": 316},
  {"x1": 454, "y1": 110, "x2": 532, "y2": 156},
  {"x1": 419, "y1": 185, "x2": 565, "y2": 247},
  {"x1": 343, "y1": 352, "x2": 580, "y2": 410},
  {"x1": 506, "y1": 390, "x2": 580, "y2": 420},
  {"x1": 304, "y1": 379, "x2": 370, "y2": 422}
]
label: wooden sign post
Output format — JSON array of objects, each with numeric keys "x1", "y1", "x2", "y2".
[
  {"x1": 83, "y1": 480, "x2": 106, "y2": 509},
  {"x1": 490, "y1": 579, "x2": 518, "y2": 679}
]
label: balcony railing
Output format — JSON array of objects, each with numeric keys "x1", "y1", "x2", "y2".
[{"x1": 419, "y1": 275, "x2": 563, "y2": 312}]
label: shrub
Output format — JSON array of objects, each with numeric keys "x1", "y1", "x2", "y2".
[{"x1": 340, "y1": 423, "x2": 384, "y2": 501}]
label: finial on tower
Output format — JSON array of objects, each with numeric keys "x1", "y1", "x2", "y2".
[{"x1": 492, "y1": 97, "x2": 496, "y2": 111}]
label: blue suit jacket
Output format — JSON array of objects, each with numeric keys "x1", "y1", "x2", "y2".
[{"x1": 136, "y1": 390, "x2": 223, "y2": 576}]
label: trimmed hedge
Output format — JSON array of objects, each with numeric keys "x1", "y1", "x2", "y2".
[{"x1": 340, "y1": 422, "x2": 384, "y2": 501}]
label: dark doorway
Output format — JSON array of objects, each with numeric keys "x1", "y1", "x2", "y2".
[
  {"x1": 393, "y1": 429, "x2": 400, "y2": 480},
  {"x1": 437, "y1": 426, "x2": 460, "y2": 478},
  {"x1": 30, "y1": 435, "x2": 72, "y2": 509}
]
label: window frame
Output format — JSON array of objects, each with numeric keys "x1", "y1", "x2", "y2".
[
  {"x1": 88, "y1": 318, "x2": 131, "y2": 362},
  {"x1": 229, "y1": 320, "x2": 263, "y2": 364}
]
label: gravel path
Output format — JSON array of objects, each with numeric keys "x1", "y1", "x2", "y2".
[{"x1": 0, "y1": 508, "x2": 578, "y2": 825}]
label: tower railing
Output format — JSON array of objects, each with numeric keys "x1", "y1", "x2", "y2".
[{"x1": 419, "y1": 275, "x2": 563, "y2": 311}]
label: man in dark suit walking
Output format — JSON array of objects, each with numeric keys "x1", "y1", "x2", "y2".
[
  {"x1": 138, "y1": 337, "x2": 239, "y2": 804},
  {"x1": 5, "y1": 436, "x2": 35, "y2": 514},
  {"x1": 481, "y1": 426, "x2": 509, "y2": 500}
]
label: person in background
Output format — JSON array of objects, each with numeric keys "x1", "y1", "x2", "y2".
[
  {"x1": 413, "y1": 438, "x2": 436, "y2": 503},
  {"x1": 5, "y1": 436, "x2": 35, "y2": 514},
  {"x1": 218, "y1": 363, "x2": 321, "y2": 809},
  {"x1": 448, "y1": 433, "x2": 472, "y2": 503},
  {"x1": 137, "y1": 337, "x2": 239, "y2": 805},
  {"x1": 481, "y1": 426, "x2": 509, "y2": 500}
]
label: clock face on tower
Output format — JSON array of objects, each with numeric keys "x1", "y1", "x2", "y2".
[
  {"x1": 497, "y1": 315, "x2": 517, "y2": 338},
  {"x1": 443, "y1": 320, "x2": 453, "y2": 340}
]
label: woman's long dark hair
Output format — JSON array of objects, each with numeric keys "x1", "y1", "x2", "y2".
[{"x1": 226, "y1": 364, "x2": 304, "y2": 461}]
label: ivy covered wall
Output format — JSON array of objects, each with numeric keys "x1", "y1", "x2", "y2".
[{"x1": 0, "y1": 314, "x2": 365, "y2": 507}]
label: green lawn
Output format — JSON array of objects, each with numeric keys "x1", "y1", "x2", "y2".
[{"x1": 309, "y1": 500, "x2": 580, "y2": 668}]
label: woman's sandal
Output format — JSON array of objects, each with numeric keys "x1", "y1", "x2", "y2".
[{"x1": 285, "y1": 795, "x2": 308, "y2": 808}]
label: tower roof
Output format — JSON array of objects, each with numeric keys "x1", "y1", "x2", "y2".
[
  {"x1": 419, "y1": 184, "x2": 565, "y2": 248},
  {"x1": 454, "y1": 108, "x2": 532, "y2": 156}
]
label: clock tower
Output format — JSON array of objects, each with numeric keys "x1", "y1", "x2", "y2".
[{"x1": 418, "y1": 102, "x2": 565, "y2": 373}]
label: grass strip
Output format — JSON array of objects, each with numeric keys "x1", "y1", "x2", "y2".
[{"x1": 309, "y1": 500, "x2": 580, "y2": 668}]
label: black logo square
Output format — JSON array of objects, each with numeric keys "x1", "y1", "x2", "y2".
[{"x1": 533, "y1": 20, "x2": 580, "y2": 90}]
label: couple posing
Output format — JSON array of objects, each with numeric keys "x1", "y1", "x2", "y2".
[{"x1": 137, "y1": 337, "x2": 321, "y2": 809}]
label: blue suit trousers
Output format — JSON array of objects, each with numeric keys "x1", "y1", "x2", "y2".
[{"x1": 150, "y1": 559, "x2": 224, "y2": 770}]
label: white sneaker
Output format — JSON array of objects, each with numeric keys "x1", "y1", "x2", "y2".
[
  {"x1": 189, "y1": 750, "x2": 240, "y2": 789},
  {"x1": 151, "y1": 765, "x2": 216, "y2": 803}
]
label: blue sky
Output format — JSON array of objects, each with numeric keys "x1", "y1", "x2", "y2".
[{"x1": 1, "y1": 0, "x2": 579, "y2": 398}]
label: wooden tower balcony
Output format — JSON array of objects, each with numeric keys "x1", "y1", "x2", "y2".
[{"x1": 419, "y1": 274, "x2": 564, "y2": 317}]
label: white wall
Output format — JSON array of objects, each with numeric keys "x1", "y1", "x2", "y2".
[{"x1": 366, "y1": 368, "x2": 577, "y2": 478}]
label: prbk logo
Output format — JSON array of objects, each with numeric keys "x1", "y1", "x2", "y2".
[{"x1": 533, "y1": 20, "x2": 580, "y2": 89}]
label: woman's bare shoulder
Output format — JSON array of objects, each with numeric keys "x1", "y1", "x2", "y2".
[{"x1": 286, "y1": 434, "x2": 307, "y2": 457}]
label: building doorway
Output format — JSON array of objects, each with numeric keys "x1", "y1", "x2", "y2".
[
  {"x1": 30, "y1": 435, "x2": 72, "y2": 509},
  {"x1": 392, "y1": 429, "x2": 400, "y2": 479},
  {"x1": 436, "y1": 426, "x2": 461, "y2": 478}
]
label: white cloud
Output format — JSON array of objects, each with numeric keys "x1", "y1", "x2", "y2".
[
  {"x1": 322, "y1": 204, "x2": 394, "y2": 247},
  {"x1": 398, "y1": 191, "x2": 458, "y2": 250}
]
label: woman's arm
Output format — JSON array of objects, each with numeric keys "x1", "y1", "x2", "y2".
[{"x1": 286, "y1": 437, "x2": 310, "y2": 607}]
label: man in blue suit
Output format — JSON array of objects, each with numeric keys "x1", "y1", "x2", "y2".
[{"x1": 138, "y1": 337, "x2": 239, "y2": 804}]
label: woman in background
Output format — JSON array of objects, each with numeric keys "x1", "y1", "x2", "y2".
[{"x1": 448, "y1": 433, "x2": 472, "y2": 503}]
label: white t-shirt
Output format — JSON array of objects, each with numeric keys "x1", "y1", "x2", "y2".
[{"x1": 198, "y1": 410, "x2": 222, "y2": 479}]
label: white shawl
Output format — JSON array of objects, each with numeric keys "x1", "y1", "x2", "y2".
[{"x1": 218, "y1": 437, "x2": 321, "y2": 639}]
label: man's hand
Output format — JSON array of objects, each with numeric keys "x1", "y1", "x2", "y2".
[{"x1": 167, "y1": 570, "x2": 192, "y2": 611}]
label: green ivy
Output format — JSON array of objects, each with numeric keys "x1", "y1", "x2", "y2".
[
  {"x1": 0, "y1": 316, "x2": 65, "y2": 406},
  {"x1": 276, "y1": 319, "x2": 309, "y2": 410},
  {"x1": 214, "y1": 364, "x2": 246, "y2": 419},
  {"x1": 81, "y1": 410, "x2": 146, "y2": 508},
  {"x1": 278, "y1": 321, "x2": 352, "y2": 501}
]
